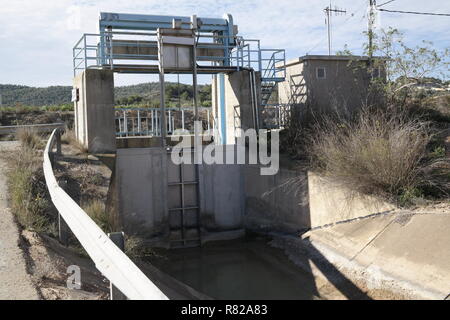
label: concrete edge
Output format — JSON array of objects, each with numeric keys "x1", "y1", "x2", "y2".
[{"x1": 271, "y1": 233, "x2": 447, "y2": 300}]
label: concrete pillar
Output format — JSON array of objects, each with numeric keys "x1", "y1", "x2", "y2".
[
  {"x1": 73, "y1": 69, "x2": 116, "y2": 153},
  {"x1": 212, "y1": 70, "x2": 261, "y2": 145}
]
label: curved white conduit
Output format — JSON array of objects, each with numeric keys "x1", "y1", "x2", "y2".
[{"x1": 43, "y1": 129, "x2": 168, "y2": 300}]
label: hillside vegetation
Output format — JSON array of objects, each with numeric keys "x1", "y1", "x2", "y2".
[{"x1": 0, "y1": 82, "x2": 212, "y2": 108}]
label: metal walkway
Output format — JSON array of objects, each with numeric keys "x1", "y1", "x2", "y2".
[{"x1": 73, "y1": 12, "x2": 287, "y2": 114}]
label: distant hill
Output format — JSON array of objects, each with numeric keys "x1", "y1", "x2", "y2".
[
  {"x1": 0, "y1": 84, "x2": 72, "y2": 106},
  {"x1": 0, "y1": 82, "x2": 212, "y2": 107}
]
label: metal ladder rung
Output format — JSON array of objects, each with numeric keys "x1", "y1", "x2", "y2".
[
  {"x1": 170, "y1": 237, "x2": 200, "y2": 242},
  {"x1": 168, "y1": 206, "x2": 199, "y2": 212},
  {"x1": 168, "y1": 181, "x2": 198, "y2": 186},
  {"x1": 169, "y1": 226, "x2": 199, "y2": 231}
]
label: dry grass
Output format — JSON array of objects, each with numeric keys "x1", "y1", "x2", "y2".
[
  {"x1": 125, "y1": 235, "x2": 155, "y2": 259},
  {"x1": 82, "y1": 199, "x2": 116, "y2": 234},
  {"x1": 16, "y1": 127, "x2": 42, "y2": 150},
  {"x1": 7, "y1": 144, "x2": 56, "y2": 233},
  {"x1": 81, "y1": 200, "x2": 154, "y2": 258},
  {"x1": 81, "y1": 202, "x2": 154, "y2": 259},
  {"x1": 308, "y1": 107, "x2": 449, "y2": 205},
  {"x1": 61, "y1": 128, "x2": 88, "y2": 154}
]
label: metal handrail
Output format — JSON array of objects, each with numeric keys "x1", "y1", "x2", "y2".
[
  {"x1": 0, "y1": 123, "x2": 66, "y2": 135},
  {"x1": 43, "y1": 129, "x2": 168, "y2": 300},
  {"x1": 115, "y1": 107, "x2": 211, "y2": 137}
]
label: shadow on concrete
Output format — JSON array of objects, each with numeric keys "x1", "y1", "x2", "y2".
[{"x1": 303, "y1": 238, "x2": 371, "y2": 300}]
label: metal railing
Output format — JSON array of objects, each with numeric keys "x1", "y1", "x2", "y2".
[
  {"x1": 73, "y1": 31, "x2": 286, "y2": 78},
  {"x1": 74, "y1": 31, "x2": 241, "y2": 75},
  {"x1": 261, "y1": 49, "x2": 286, "y2": 81},
  {"x1": 0, "y1": 123, "x2": 66, "y2": 135},
  {"x1": 43, "y1": 129, "x2": 168, "y2": 300},
  {"x1": 115, "y1": 107, "x2": 211, "y2": 137},
  {"x1": 261, "y1": 104, "x2": 291, "y2": 129}
]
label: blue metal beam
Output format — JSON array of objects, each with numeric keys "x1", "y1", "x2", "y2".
[{"x1": 99, "y1": 12, "x2": 230, "y2": 33}]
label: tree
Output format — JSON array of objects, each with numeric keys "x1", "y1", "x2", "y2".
[{"x1": 370, "y1": 28, "x2": 450, "y2": 97}]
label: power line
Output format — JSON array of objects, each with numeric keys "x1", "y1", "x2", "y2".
[
  {"x1": 377, "y1": 0, "x2": 395, "y2": 8},
  {"x1": 378, "y1": 8, "x2": 450, "y2": 17}
]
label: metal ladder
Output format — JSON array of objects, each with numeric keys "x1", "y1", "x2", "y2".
[
  {"x1": 167, "y1": 149, "x2": 201, "y2": 248},
  {"x1": 260, "y1": 49, "x2": 286, "y2": 108},
  {"x1": 261, "y1": 81, "x2": 277, "y2": 106}
]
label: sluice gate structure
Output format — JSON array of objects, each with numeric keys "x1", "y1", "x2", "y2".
[{"x1": 71, "y1": 12, "x2": 288, "y2": 248}]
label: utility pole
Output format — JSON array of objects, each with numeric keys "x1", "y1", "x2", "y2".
[
  {"x1": 324, "y1": 2, "x2": 347, "y2": 55},
  {"x1": 368, "y1": 0, "x2": 377, "y2": 60}
]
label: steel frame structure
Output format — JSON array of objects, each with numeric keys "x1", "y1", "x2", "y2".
[
  {"x1": 72, "y1": 12, "x2": 287, "y2": 140},
  {"x1": 73, "y1": 12, "x2": 285, "y2": 82}
]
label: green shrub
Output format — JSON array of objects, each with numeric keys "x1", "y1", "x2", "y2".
[
  {"x1": 399, "y1": 187, "x2": 424, "y2": 207},
  {"x1": 430, "y1": 146, "x2": 446, "y2": 158},
  {"x1": 125, "y1": 235, "x2": 155, "y2": 259}
]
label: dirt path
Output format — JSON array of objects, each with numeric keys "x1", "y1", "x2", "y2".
[{"x1": 0, "y1": 141, "x2": 40, "y2": 299}]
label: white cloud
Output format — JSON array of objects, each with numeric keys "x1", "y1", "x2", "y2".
[{"x1": 0, "y1": 0, "x2": 448, "y2": 86}]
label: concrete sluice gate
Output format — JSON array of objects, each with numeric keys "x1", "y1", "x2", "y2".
[
  {"x1": 102, "y1": 140, "x2": 315, "y2": 249},
  {"x1": 106, "y1": 141, "x2": 307, "y2": 247},
  {"x1": 72, "y1": 66, "x2": 303, "y2": 248},
  {"x1": 111, "y1": 146, "x2": 244, "y2": 248}
]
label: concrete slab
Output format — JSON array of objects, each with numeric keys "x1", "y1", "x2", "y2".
[
  {"x1": 303, "y1": 214, "x2": 396, "y2": 260},
  {"x1": 308, "y1": 172, "x2": 396, "y2": 228},
  {"x1": 305, "y1": 212, "x2": 450, "y2": 299}
]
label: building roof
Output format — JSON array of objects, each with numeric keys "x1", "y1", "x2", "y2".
[{"x1": 284, "y1": 55, "x2": 386, "y2": 67}]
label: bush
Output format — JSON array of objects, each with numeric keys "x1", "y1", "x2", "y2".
[{"x1": 308, "y1": 107, "x2": 449, "y2": 204}]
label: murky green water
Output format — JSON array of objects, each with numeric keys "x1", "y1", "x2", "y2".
[{"x1": 148, "y1": 237, "x2": 320, "y2": 300}]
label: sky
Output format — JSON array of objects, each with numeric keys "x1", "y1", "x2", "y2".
[{"x1": 0, "y1": 0, "x2": 448, "y2": 87}]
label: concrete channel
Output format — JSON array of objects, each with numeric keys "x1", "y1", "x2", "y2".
[{"x1": 145, "y1": 235, "x2": 323, "y2": 300}]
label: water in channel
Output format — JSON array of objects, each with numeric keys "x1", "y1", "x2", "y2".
[{"x1": 147, "y1": 236, "x2": 321, "y2": 300}]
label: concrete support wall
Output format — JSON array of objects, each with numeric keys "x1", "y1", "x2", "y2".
[
  {"x1": 198, "y1": 146, "x2": 245, "y2": 231},
  {"x1": 111, "y1": 149, "x2": 396, "y2": 243},
  {"x1": 114, "y1": 146, "x2": 245, "y2": 241},
  {"x1": 73, "y1": 69, "x2": 116, "y2": 153},
  {"x1": 212, "y1": 70, "x2": 261, "y2": 144},
  {"x1": 307, "y1": 172, "x2": 395, "y2": 227},
  {"x1": 244, "y1": 168, "x2": 396, "y2": 232},
  {"x1": 115, "y1": 148, "x2": 168, "y2": 237},
  {"x1": 278, "y1": 62, "x2": 307, "y2": 106},
  {"x1": 244, "y1": 166, "x2": 310, "y2": 233}
]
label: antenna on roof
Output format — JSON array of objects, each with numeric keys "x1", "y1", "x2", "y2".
[{"x1": 324, "y1": 1, "x2": 347, "y2": 56}]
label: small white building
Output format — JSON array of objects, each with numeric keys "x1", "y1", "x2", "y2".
[{"x1": 278, "y1": 55, "x2": 386, "y2": 112}]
